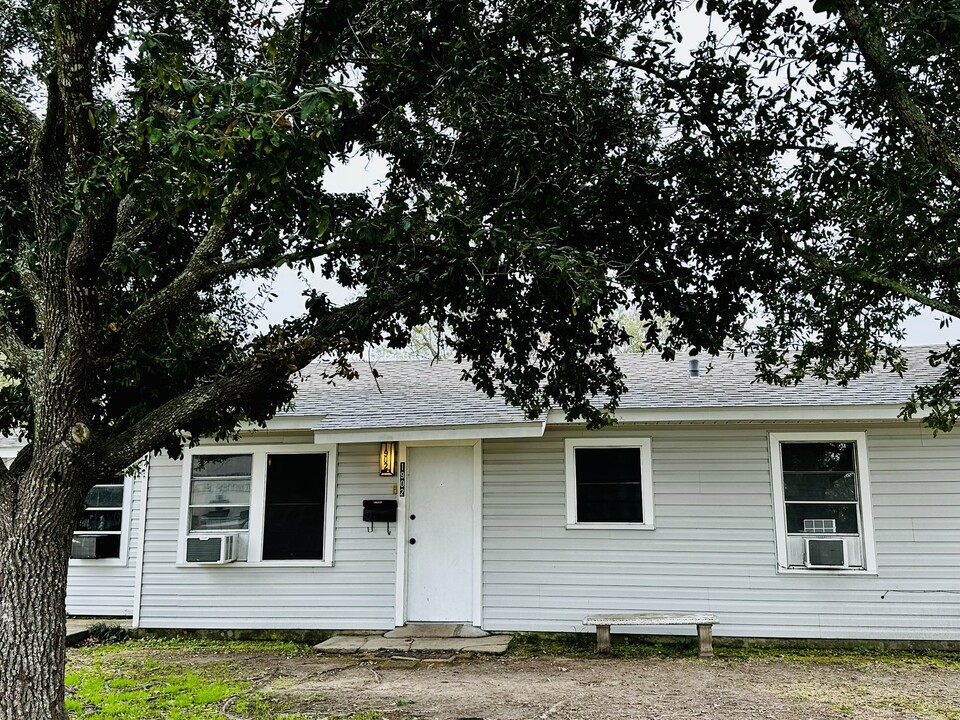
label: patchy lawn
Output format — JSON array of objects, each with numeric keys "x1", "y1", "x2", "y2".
[{"x1": 66, "y1": 635, "x2": 960, "y2": 720}]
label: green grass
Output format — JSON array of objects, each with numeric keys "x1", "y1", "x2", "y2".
[
  {"x1": 719, "y1": 645, "x2": 960, "y2": 668},
  {"x1": 65, "y1": 658, "x2": 248, "y2": 719},
  {"x1": 66, "y1": 638, "x2": 371, "y2": 719},
  {"x1": 84, "y1": 636, "x2": 314, "y2": 657},
  {"x1": 507, "y1": 632, "x2": 960, "y2": 667},
  {"x1": 507, "y1": 632, "x2": 697, "y2": 658}
]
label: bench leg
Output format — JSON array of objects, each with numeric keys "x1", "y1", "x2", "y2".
[
  {"x1": 697, "y1": 624, "x2": 714, "y2": 658},
  {"x1": 596, "y1": 625, "x2": 612, "y2": 654}
]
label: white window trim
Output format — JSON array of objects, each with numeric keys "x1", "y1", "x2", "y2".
[
  {"x1": 564, "y1": 437, "x2": 655, "y2": 530},
  {"x1": 177, "y1": 443, "x2": 337, "y2": 568},
  {"x1": 769, "y1": 431, "x2": 878, "y2": 575},
  {"x1": 69, "y1": 473, "x2": 135, "y2": 567}
]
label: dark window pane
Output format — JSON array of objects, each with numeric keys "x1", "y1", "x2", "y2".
[
  {"x1": 264, "y1": 454, "x2": 326, "y2": 504},
  {"x1": 783, "y1": 471, "x2": 857, "y2": 501},
  {"x1": 190, "y1": 507, "x2": 249, "y2": 531},
  {"x1": 191, "y1": 454, "x2": 252, "y2": 478},
  {"x1": 262, "y1": 506, "x2": 324, "y2": 560},
  {"x1": 786, "y1": 503, "x2": 859, "y2": 534},
  {"x1": 85, "y1": 482, "x2": 124, "y2": 508},
  {"x1": 577, "y1": 482, "x2": 643, "y2": 522},
  {"x1": 575, "y1": 448, "x2": 642, "y2": 485},
  {"x1": 262, "y1": 453, "x2": 327, "y2": 560},
  {"x1": 781, "y1": 442, "x2": 855, "y2": 473},
  {"x1": 76, "y1": 510, "x2": 123, "y2": 532},
  {"x1": 574, "y1": 447, "x2": 643, "y2": 523}
]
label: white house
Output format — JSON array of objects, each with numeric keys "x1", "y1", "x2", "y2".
[{"x1": 39, "y1": 348, "x2": 960, "y2": 640}]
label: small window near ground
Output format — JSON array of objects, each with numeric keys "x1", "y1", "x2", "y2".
[
  {"x1": 72, "y1": 478, "x2": 125, "y2": 559},
  {"x1": 770, "y1": 433, "x2": 877, "y2": 573},
  {"x1": 565, "y1": 438, "x2": 654, "y2": 528}
]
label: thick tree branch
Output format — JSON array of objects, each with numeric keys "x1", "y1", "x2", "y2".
[
  {"x1": 54, "y1": 0, "x2": 120, "y2": 172},
  {"x1": 8, "y1": 444, "x2": 32, "y2": 475},
  {"x1": 212, "y1": 245, "x2": 337, "y2": 276},
  {"x1": 0, "y1": 88, "x2": 40, "y2": 138},
  {"x1": 24, "y1": 75, "x2": 69, "y2": 344},
  {"x1": 13, "y1": 246, "x2": 44, "y2": 317},
  {"x1": 835, "y1": 0, "x2": 960, "y2": 186},
  {"x1": 100, "y1": 297, "x2": 382, "y2": 472},
  {"x1": 108, "y1": 184, "x2": 253, "y2": 357},
  {"x1": 783, "y1": 232, "x2": 960, "y2": 319},
  {"x1": 0, "y1": 314, "x2": 38, "y2": 376},
  {"x1": 58, "y1": 2, "x2": 125, "y2": 320}
]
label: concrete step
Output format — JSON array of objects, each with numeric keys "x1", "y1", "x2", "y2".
[
  {"x1": 384, "y1": 623, "x2": 489, "y2": 639},
  {"x1": 315, "y1": 633, "x2": 510, "y2": 655}
]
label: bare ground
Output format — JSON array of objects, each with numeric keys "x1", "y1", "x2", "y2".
[
  {"x1": 158, "y1": 654, "x2": 960, "y2": 720},
  {"x1": 266, "y1": 654, "x2": 960, "y2": 720},
  {"x1": 71, "y1": 647, "x2": 960, "y2": 720}
]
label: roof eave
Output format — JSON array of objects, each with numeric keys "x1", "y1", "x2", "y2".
[
  {"x1": 312, "y1": 420, "x2": 547, "y2": 444},
  {"x1": 546, "y1": 404, "x2": 912, "y2": 424}
]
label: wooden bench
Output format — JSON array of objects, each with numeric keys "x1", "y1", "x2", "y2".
[{"x1": 583, "y1": 612, "x2": 719, "y2": 657}]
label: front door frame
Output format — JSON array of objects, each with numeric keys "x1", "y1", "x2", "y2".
[{"x1": 394, "y1": 439, "x2": 483, "y2": 628}]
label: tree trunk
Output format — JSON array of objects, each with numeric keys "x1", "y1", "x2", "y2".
[{"x1": 0, "y1": 468, "x2": 82, "y2": 720}]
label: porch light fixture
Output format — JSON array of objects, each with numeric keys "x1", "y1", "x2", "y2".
[{"x1": 379, "y1": 442, "x2": 398, "y2": 477}]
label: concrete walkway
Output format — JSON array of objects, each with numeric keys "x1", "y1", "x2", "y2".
[{"x1": 315, "y1": 623, "x2": 511, "y2": 655}]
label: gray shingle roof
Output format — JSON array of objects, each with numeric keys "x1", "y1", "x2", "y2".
[
  {"x1": 293, "y1": 362, "x2": 534, "y2": 430},
  {"x1": 611, "y1": 346, "x2": 944, "y2": 408},
  {"x1": 291, "y1": 346, "x2": 946, "y2": 430}
]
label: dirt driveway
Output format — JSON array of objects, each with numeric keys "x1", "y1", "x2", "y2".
[{"x1": 236, "y1": 651, "x2": 959, "y2": 720}]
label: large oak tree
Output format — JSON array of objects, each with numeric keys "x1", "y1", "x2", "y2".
[
  {"x1": 1, "y1": 0, "x2": 958, "y2": 716},
  {"x1": 0, "y1": 0, "x2": 757, "y2": 715}
]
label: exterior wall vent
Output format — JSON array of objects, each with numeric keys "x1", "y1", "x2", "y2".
[{"x1": 689, "y1": 358, "x2": 699, "y2": 377}]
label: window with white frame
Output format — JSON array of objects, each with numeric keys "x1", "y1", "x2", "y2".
[
  {"x1": 182, "y1": 446, "x2": 335, "y2": 564},
  {"x1": 565, "y1": 437, "x2": 654, "y2": 528},
  {"x1": 72, "y1": 477, "x2": 128, "y2": 560},
  {"x1": 769, "y1": 432, "x2": 877, "y2": 573}
]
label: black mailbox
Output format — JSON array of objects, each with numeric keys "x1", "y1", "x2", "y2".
[{"x1": 363, "y1": 499, "x2": 398, "y2": 533}]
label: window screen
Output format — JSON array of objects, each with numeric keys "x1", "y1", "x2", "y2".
[
  {"x1": 781, "y1": 442, "x2": 859, "y2": 534},
  {"x1": 262, "y1": 453, "x2": 327, "y2": 560},
  {"x1": 574, "y1": 447, "x2": 644, "y2": 523}
]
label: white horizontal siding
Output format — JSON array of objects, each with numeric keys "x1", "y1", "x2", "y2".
[
  {"x1": 66, "y1": 472, "x2": 142, "y2": 617},
  {"x1": 481, "y1": 423, "x2": 960, "y2": 640},
  {"x1": 137, "y1": 435, "x2": 398, "y2": 630}
]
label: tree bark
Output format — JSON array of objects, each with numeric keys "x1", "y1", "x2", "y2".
[{"x1": 0, "y1": 466, "x2": 85, "y2": 720}]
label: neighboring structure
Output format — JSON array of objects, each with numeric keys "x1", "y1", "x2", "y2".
[{"x1": 18, "y1": 348, "x2": 960, "y2": 640}]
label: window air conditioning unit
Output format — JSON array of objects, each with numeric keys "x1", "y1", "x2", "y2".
[
  {"x1": 804, "y1": 537, "x2": 848, "y2": 569},
  {"x1": 71, "y1": 534, "x2": 117, "y2": 559},
  {"x1": 185, "y1": 534, "x2": 238, "y2": 564}
]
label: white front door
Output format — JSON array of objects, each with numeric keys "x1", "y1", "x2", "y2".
[{"x1": 405, "y1": 445, "x2": 475, "y2": 622}]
